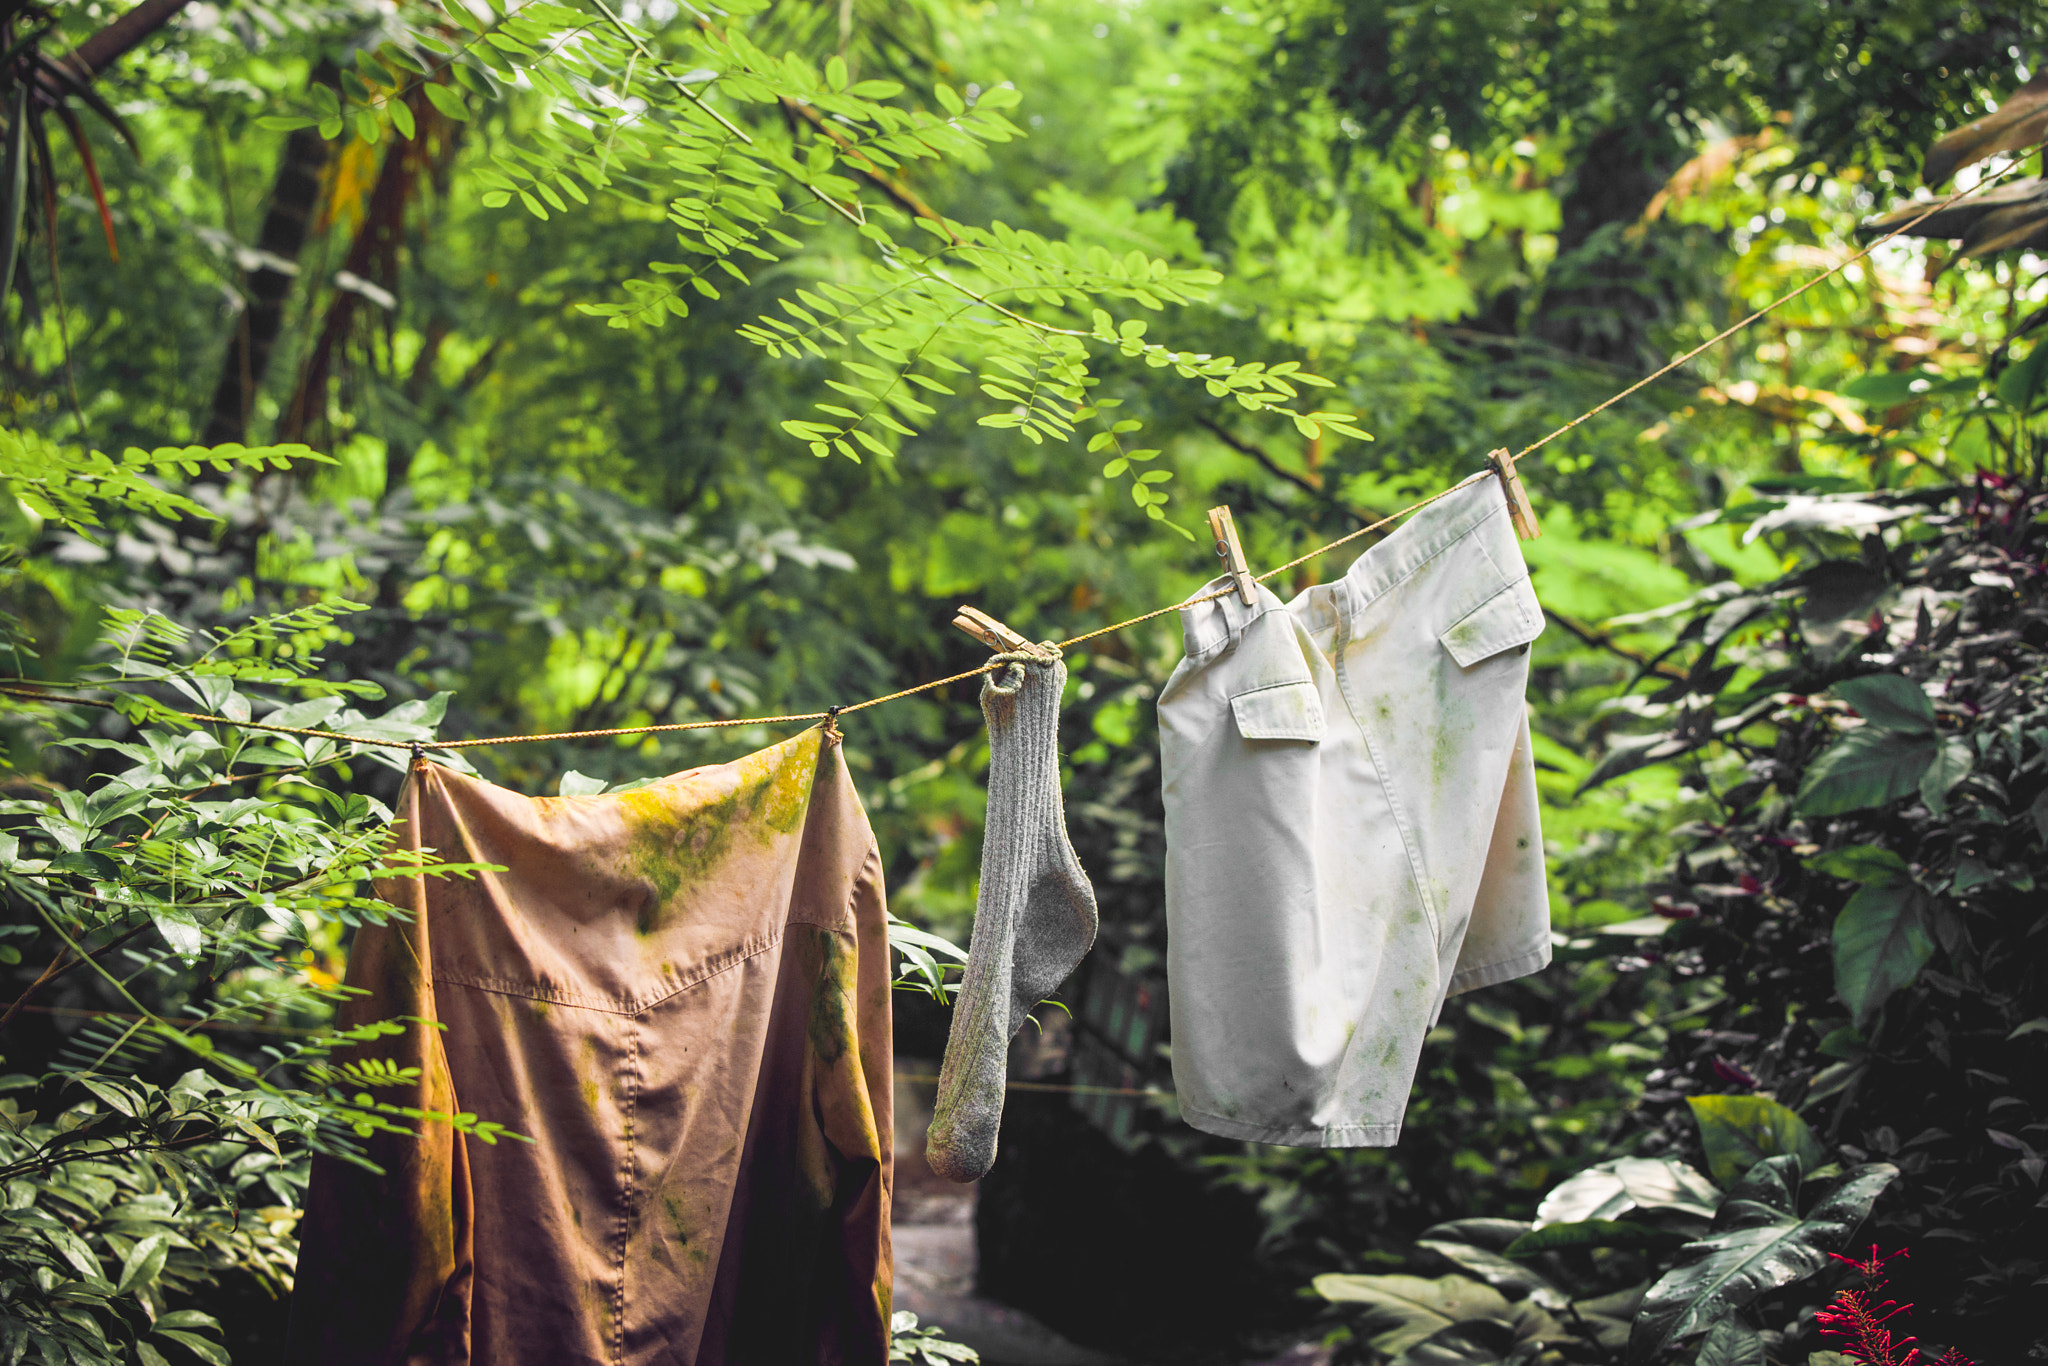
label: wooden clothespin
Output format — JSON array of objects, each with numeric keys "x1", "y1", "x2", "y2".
[
  {"x1": 953, "y1": 606, "x2": 1056, "y2": 660},
  {"x1": 1207, "y1": 506, "x2": 1257, "y2": 606},
  {"x1": 1487, "y1": 449, "x2": 1541, "y2": 541}
]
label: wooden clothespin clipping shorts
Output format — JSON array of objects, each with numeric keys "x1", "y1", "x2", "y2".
[
  {"x1": 1486, "y1": 449, "x2": 1541, "y2": 541},
  {"x1": 1207, "y1": 506, "x2": 1257, "y2": 606}
]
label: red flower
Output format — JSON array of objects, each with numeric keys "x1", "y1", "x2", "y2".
[{"x1": 1815, "y1": 1246, "x2": 1974, "y2": 1366}]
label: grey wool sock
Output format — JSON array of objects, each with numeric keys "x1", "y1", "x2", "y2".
[{"x1": 926, "y1": 650, "x2": 1099, "y2": 1183}]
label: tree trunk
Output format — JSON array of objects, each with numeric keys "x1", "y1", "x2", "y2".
[
  {"x1": 1528, "y1": 126, "x2": 1688, "y2": 367},
  {"x1": 278, "y1": 83, "x2": 463, "y2": 445},
  {"x1": 200, "y1": 61, "x2": 338, "y2": 445},
  {"x1": 63, "y1": 0, "x2": 197, "y2": 79}
]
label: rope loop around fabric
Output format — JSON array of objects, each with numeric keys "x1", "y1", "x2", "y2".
[{"x1": 984, "y1": 644, "x2": 1061, "y2": 695}]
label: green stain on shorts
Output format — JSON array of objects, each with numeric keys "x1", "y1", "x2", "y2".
[{"x1": 1440, "y1": 613, "x2": 1491, "y2": 664}]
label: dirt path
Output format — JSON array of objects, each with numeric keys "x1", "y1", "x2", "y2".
[{"x1": 891, "y1": 1068, "x2": 1330, "y2": 1366}]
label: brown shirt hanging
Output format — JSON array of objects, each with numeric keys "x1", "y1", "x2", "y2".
[{"x1": 285, "y1": 727, "x2": 894, "y2": 1366}]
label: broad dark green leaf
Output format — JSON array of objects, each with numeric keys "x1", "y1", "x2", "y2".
[
  {"x1": 1313, "y1": 1274, "x2": 1511, "y2": 1358},
  {"x1": 1534, "y1": 1157, "x2": 1721, "y2": 1227},
  {"x1": 1415, "y1": 1219, "x2": 1532, "y2": 1252},
  {"x1": 114, "y1": 1232, "x2": 168, "y2": 1294},
  {"x1": 1805, "y1": 845, "x2": 1907, "y2": 885},
  {"x1": 1995, "y1": 337, "x2": 2048, "y2": 409},
  {"x1": 1391, "y1": 1319, "x2": 1521, "y2": 1366},
  {"x1": 71, "y1": 1077, "x2": 139, "y2": 1119},
  {"x1": 1797, "y1": 561, "x2": 1888, "y2": 624},
  {"x1": 1918, "y1": 737, "x2": 1973, "y2": 815},
  {"x1": 1795, "y1": 730, "x2": 1936, "y2": 815},
  {"x1": 1830, "y1": 675, "x2": 1935, "y2": 733},
  {"x1": 1833, "y1": 885, "x2": 1935, "y2": 1028},
  {"x1": 154, "y1": 1330, "x2": 230, "y2": 1366},
  {"x1": 1630, "y1": 1159, "x2": 1897, "y2": 1354},
  {"x1": 1504, "y1": 1219, "x2": 1691, "y2": 1257},
  {"x1": 42, "y1": 1225, "x2": 102, "y2": 1281},
  {"x1": 1686, "y1": 1095, "x2": 1826, "y2": 1187},
  {"x1": 1694, "y1": 1319, "x2": 1765, "y2": 1366},
  {"x1": 1416, "y1": 1240, "x2": 1566, "y2": 1306},
  {"x1": 1839, "y1": 369, "x2": 1939, "y2": 405}
]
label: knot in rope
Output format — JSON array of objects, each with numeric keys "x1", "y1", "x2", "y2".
[{"x1": 985, "y1": 642, "x2": 1061, "y2": 692}]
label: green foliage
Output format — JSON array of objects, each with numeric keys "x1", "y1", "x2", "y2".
[
  {"x1": 886, "y1": 914, "x2": 970, "y2": 1001},
  {"x1": 1528, "y1": 1157, "x2": 1720, "y2": 1227},
  {"x1": 242, "y1": 0, "x2": 1374, "y2": 529},
  {"x1": 0, "y1": 431, "x2": 324, "y2": 539},
  {"x1": 0, "y1": 1069, "x2": 300, "y2": 1366},
  {"x1": 1582, "y1": 415, "x2": 2048, "y2": 1348},
  {"x1": 1502, "y1": 1220, "x2": 1689, "y2": 1259},
  {"x1": 1693, "y1": 1319, "x2": 1766, "y2": 1366},
  {"x1": 1829, "y1": 885, "x2": 1936, "y2": 1030},
  {"x1": 1794, "y1": 676, "x2": 1944, "y2": 816},
  {"x1": 1314, "y1": 1146, "x2": 1896, "y2": 1366},
  {"x1": 889, "y1": 1311, "x2": 981, "y2": 1364},
  {"x1": 1685, "y1": 1096, "x2": 1826, "y2": 1189},
  {"x1": 1630, "y1": 1157, "x2": 1897, "y2": 1356}
]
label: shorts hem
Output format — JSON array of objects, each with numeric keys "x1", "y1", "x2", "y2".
[
  {"x1": 1181, "y1": 1107, "x2": 1402, "y2": 1148},
  {"x1": 1446, "y1": 940, "x2": 1552, "y2": 996}
]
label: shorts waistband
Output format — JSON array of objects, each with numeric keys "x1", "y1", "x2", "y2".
[
  {"x1": 1338, "y1": 473, "x2": 1507, "y2": 611},
  {"x1": 1177, "y1": 471, "x2": 1509, "y2": 656}
]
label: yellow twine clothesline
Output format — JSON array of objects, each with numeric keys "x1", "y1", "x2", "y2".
[{"x1": 0, "y1": 162, "x2": 2012, "y2": 753}]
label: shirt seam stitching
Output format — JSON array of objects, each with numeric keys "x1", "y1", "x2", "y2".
[
  {"x1": 1227, "y1": 677, "x2": 1316, "y2": 698},
  {"x1": 432, "y1": 929, "x2": 786, "y2": 1015},
  {"x1": 1181, "y1": 1105, "x2": 1401, "y2": 1140},
  {"x1": 613, "y1": 1025, "x2": 639, "y2": 1366},
  {"x1": 1447, "y1": 940, "x2": 1551, "y2": 993}
]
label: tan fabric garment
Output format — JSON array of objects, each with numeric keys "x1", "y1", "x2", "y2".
[{"x1": 286, "y1": 727, "x2": 893, "y2": 1366}]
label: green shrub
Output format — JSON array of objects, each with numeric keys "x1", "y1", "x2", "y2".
[{"x1": 1581, "y1": 475, "x2": 2048, "y2": 1360}]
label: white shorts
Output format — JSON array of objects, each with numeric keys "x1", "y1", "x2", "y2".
[{"x1": 1159, "y1": 476, "x2": 1551, "y2": 1147}]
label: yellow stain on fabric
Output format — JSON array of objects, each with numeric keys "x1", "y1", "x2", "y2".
[{"x1": 619, "y1": 730, "x2": 819, "y2": 934}]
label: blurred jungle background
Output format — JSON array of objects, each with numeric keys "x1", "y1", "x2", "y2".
[{"x1": 1, "y1": 0, "x2": 2045, "y2": 1363}]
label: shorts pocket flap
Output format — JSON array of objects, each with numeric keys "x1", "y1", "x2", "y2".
[
  {"x1": 1230, "y1": 680, "x2": 1326, "y2": 742},
  {"x1": 1439, "y1": 579, "x2": 1544, "y2": 668}
]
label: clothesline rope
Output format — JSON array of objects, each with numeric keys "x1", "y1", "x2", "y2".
[{"x1": 0, "y1": 161, "x2": 2013, "y2": 754}]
